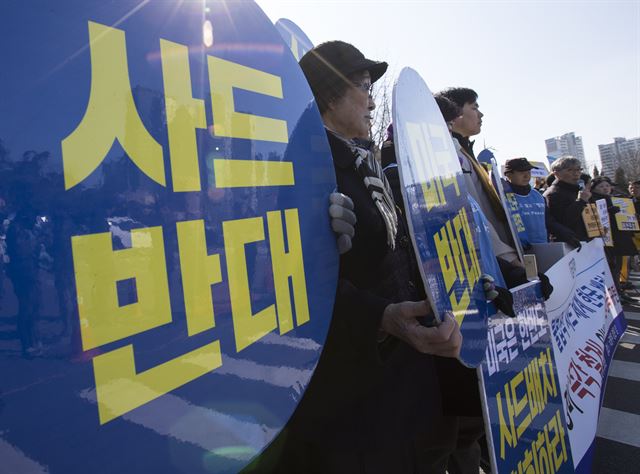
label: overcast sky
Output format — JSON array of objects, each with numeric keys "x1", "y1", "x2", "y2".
[{"x1": 258, "y1": 0, "x2": 640, "y2": 172}]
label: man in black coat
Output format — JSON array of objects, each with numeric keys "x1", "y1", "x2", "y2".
[{"x1": 543, "y1": 156, "x2": 591, "y2": 241}]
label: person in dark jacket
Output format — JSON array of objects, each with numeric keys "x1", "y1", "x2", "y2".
[
  {"x1": 589, "y1": 176, "x2": 637, "y2": 303},
  {"x1": 544, "y1": 156, "x2": 591, "y2": 241},
  {"x1": 382, "y1": 116, "x2": 531, "y2": 471},
  {"x1": 432, "y1": 89, "x2": 522, "y2": 474},
  {"x1": 433, "y1": 92, "x2": 555, "y2": 473},
  {"x1": 245, "y1": 41, "x2": 462, "y2": 474}
]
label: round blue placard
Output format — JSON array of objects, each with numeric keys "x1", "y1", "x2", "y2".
[
  {"x1": 0, "y1": 1, "x2": 337, "y2": 472},
  {"x1": 274, "y1": 18, "x2": 314, "y2": 61},
  {"x1": 392, "y1": 67, "x2": 489, "y2": 367}
]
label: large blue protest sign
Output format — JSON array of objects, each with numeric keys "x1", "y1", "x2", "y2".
[
  {"x1": 477, "y1": 148, "x2": 496, "y2": 168},
  {"x1": 480, "y1": 282, "x2": 574, "y2": 474},
  {"x1": 275, "y1": 18, "x2": 314, "y2": 61},
  {"x1": 477, "y1": 148, "x2": 526, "y2": 261},
  {"x1": 392, "y1": 68, "x2": 488, "y2": 367},
  {"x1": 0, "y1": 2, "x2": 337, "y2": 473}
]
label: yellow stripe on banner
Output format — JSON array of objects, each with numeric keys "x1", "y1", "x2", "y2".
[{"x1": 214, "y1": 159, "x2": 294, "y2": 187}]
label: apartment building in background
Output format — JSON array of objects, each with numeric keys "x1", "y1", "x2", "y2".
[
  {"x1": 598, "y1": 136, "x2": 640, "y2": 179},
  {"x1": 545, "y1": 132, "x2": 586, "y2": 169}
]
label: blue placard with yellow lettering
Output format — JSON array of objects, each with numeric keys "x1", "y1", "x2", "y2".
[
  {"x1": 392, "y1": 68, "x2": 489, "y2": 367},
  {"x1": 480, "y1": 282, "x2": 574, "y2": 474},
  {"x1": 275, "y1": 18, "x2": 314, "y2": 62},
  {"x1": 478, "y1": 148, "x2": 526, "y2": 260},
  {"x1": 0, "y1": 1, "x2": 337, "y2": 473}
]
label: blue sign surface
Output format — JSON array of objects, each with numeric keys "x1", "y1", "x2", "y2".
[
  {"x1": 392, "y1": 67, "x2": 489, "y2": 367},
  {"x1": 477, "y1": 148, "x2": 496, "y2": 168},
  {"x1": 478, "y1": 148, "x2": 526, "y2": 261},
  {"x1": 0, "y1": 1, "x2": 337, "y2": 473},
  {"x1": 480, "y1": 283, "x2": 574, "y2": 474},
  {"x1": 275, "y1": 18, "x2": 314, "y2": 61}
]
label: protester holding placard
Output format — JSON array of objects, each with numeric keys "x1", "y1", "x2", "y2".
[
  {"x1": 589, "y1": 177, "x2": 636, "y2": 302},
  {"x1": 247, "y1": 41, "x2": 464, "y2": 474},
  {"x1": 616, "y1": 181, "x2": 640, "y2": 289},
  {"x1": 430, "y1": 96, "x2": 516, "y2": 307},
  {"x1": 379, "y1": 110, "x2": 516, "y2": 473},
  {"x1": 430, "y1": 90, "x2": 525, "y2": 474}
]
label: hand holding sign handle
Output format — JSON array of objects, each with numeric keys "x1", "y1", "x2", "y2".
[
  {"x1": 329, "y1": 192, "x2": 356, "y2": 254},
  {"x1": 381, "y1": 301, "x2": 462, "y2": 358}
]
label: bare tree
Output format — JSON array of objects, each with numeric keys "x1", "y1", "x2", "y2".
[
  {"x1": 614, "y1": 167, "x2": 628, "y2": 189},
  {"x1": 620, "y1": 149, "x2": 640, "y2": 182},
  {"x1": 369, "y1": 73, "x2": 393, "y2": 153}
]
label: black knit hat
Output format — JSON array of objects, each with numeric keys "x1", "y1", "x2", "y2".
[
  {"x1": 590, "y1": 176, "x2": 612, "y2": 190},
  {"x1": 299, "y1": 41, "x2": 387, "y2": 112}
]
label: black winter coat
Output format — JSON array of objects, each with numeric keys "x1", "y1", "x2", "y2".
[
  {"x1": 246, "y1": 132, "x2": 443, "y2": 474},
  {"x1": 381, "y1": 140, "x2": 482, "y2": 417},
  {"x1": 543, "y1": 180, "x2": 589, "y2": 241},
  {"x1": 590, "y1": 192, "x2": 637, "y2": 256}
]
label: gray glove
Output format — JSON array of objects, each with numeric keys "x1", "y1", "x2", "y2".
[
  {"x1": 482, "y1": 274, "x2": 515, "y2": 317},
  {"x1": 481, "y1": 274, "x2": 499, "y2": 300},
  {"x1": 329, "y1": 192, "x2": 356, "y2": 254}
]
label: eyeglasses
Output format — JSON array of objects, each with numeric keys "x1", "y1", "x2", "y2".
[{"x1": 352, "y1": 81, "x2": 373, "y2": 96}]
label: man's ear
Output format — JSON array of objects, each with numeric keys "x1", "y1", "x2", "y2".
[
  {"x1": 323, "y1": 97, "x2": 337, "y2": 114},
  {"x1": 450, "y1": 115, "x2": 464, "y2": 132}
]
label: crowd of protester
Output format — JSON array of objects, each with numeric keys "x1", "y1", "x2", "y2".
[
  {"x1": 542, "y1": 159, "x2": 640, "y2": 303},
  {"x1": 243, "y1": 39, "x2": 640, "y2": 473},
  {"x1": 2, "y1": 34, "x2": 638, "y2": 474}
]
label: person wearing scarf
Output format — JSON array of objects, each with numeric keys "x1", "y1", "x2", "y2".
[{"x1": 245, "y1": 41, "x2": 461, "y2": 474}]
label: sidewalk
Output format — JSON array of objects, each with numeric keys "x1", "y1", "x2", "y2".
[{"x1": 593, "y1": 271, "x2": 640, "y2": 472}]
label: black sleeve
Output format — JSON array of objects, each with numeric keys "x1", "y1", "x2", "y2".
[
  {"x1": 333, "y1": 278, "x2": 391, "y2": 363},
  {"x1": 384, "y1": 167, "x2": 404, "y2": 208},
  {"x1": 497, "y1": 257, "x2": 528, "y2": 289},
  {"x1": 545, "y1": 205, "x2": 576, "y2": 242},
  {"x1": 381, "y1": 141, "x2": 405, "y2": 207},
  {"x1": 545, "y1": 191, "x2": 587, "y2": 235}
]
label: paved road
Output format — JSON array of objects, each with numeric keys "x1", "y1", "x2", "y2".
[
  {"x1": 3, "y1": 271, "x2": 640, "y2": 473},
  {"x1": 593, "y1": 271, "x2": 640, "y2": 473}
]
